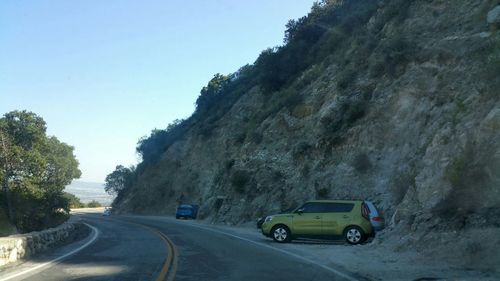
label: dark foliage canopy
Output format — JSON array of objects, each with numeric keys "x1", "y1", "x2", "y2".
[{"x1": 0, "y1": 110, "x2": 81, "y2": 232}]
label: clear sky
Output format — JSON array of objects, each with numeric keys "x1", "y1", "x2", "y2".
[{"x1": 0, "y1": 0, "x2": 315, "y2": 183}]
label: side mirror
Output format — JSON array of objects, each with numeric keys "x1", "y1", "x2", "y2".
[{"x1": 295, "y1": 208, "x2": 304, "y2": 215}]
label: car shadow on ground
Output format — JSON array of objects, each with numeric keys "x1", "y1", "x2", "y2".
[
  {"x1": 255, "y1": 236, "x2": 345, "y2": 246},
  {"x1": 290, "y1": 238, "x2": 347, "y2": 245},
  {"x1": 256, "y1": 234, "x2": 375, "y2": 246}
]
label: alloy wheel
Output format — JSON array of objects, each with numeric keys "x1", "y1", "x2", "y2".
[
  {"x1": 346, "y1": 228, "x2": 362, "y2": 244},
  {"x1": 273, "y1": 227, "x2": 288, "y2": 242}
]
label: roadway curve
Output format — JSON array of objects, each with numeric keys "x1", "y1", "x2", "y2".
[{"x1": 0, "y1": 214, "x2": 362, "y2": 281}]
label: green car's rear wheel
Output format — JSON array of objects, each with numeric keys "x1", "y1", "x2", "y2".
[{"x1": 344, "y1": 226, "x2": 365, "y2": 245}]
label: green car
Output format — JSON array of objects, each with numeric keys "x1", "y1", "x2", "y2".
[{"x1": 261, "y1": 200, "x2": 373, "y2": 245}]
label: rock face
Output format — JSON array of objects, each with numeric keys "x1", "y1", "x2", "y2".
[
  {"x1": 488, "y1": 5, "x2": 500, "y2": 24},
  {"x1": 115, "y1": 0, "x2": 500, "y2": 266}
]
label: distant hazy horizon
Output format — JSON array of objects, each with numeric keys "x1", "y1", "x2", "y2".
[{"x1": 65, "y1": 180, "x2": 114, "y2": 205}]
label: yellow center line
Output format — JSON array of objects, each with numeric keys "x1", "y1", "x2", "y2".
[
  {"x1": 149, "y1": 227, "x2": 173, "y2": 281},
  {"x1": 110, "y1": 218, "x2": 177, "y2": 281},
  {"x1": 162, "y1": 232, "x2": 178, "y2": 281}
]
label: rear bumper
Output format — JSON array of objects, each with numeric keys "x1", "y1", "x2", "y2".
[
  {"x1": 371, "y1": 222, "x2": 385, "y2": 232},
  {"x1": 176, "y1": 213, "x2": 195, "y2": 218}
]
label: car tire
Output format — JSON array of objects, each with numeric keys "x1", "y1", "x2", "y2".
[
  {"x1": 344, "y1": 226, "x2": 365, "y2": 245},
  {"x1": 271, "y1": 225, "x2": 292, "y2": 243}
]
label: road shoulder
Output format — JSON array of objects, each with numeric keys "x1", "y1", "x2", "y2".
[{"x1": 127, "y1": 215, "x2": 500, "y2": 281}]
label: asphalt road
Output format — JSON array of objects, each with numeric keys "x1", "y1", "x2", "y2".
[{"x1": 0, "y1": 214, "x2": 360, "y2": 281}]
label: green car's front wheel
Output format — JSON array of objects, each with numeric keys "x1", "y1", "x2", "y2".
[{"x1": 271, "y1": 225, "x2": 292, "y2": 243}]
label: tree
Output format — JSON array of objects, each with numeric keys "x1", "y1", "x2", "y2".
[
  {"x1": 0, "y1": 110, "x2": 81, "y2": 232},
  {"x1": 40, "y1": 137, "x2": 81, "y2": 187},
  {"x1": 0, "y1": 128, "x2": 18, "y2": 224},
  {"x1": 195, "y1": 73, "x2": 230, "y2": 112},
  {"x1": 0, "y1": 112, "x2": 43, "y2": 226},
  {"x1": 136, "y1": 119, "x2": 187, "y2": 164},
  {"x1": 63, "y1": 192, "x2": 85, "y2": 209},
  {"x1": 284, "y1": 17, "x2": 307, "y2": 44},
  {"x1": 86, "y1": 200, "x2": 102, "y2": 208},
  {"x1": 1, "y1": 110, "x2": 46, "y2": 150},
  {"x1": 105, "y1": 165, "x2": 133, "y2": 195}
]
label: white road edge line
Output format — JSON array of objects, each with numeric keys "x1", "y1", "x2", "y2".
[
  {"x1": 177, "y1": 222, "x2": 360, "y2": 281},
  {"x1": 0, "y1": 223, "x2": 99, "y2": 281}
]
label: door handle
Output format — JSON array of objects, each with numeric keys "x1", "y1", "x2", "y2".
[
  {"x1": 315, "y1": 216, "x2": 321, "y2": 219},
  {"x1": 343, "y1": 215, "x2": 349, "y2": 219}
]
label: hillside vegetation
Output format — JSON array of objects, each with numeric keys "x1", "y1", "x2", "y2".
[
  {"x1": 110, "y1": 0, "x2": 500, "y2": 271},
  {"x1": 0, "y1": 111, "x2": 81, "y2": 234}
]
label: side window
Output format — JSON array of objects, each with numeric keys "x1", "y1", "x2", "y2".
[
  {"x1": 323, "y1": 203, "x2": 354, "y2": 213},
  {"x1": 301, "y1": 203, "x2": 323, "y2": 213}
]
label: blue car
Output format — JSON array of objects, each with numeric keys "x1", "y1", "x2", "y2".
[{"x1": 175, "y1": 204, "x2": 199, "y2": 219}]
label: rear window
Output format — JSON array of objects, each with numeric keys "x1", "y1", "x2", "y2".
[{"x1": 322, "y1": 203, "x2": 354, "y2": 213}]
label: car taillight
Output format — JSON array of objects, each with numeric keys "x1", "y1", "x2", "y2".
[
  {"x1": 361, "y1": 203, "x2": 369, "y2": 220},
  {"x1": 371, "y1": 216, "x2": 383, "y2": 222}
]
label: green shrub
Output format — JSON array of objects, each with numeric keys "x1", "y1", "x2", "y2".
[
  {"x1": 63, "y1": 192, "x2": 85, "y2": 209},
  {"x1": 320, "y1": 95, "x2": 368, "y2": 144},
  {"x1": 336, "y1": 67, "x2": 357, "y2": 90},
  {"x1": 483, "y1": 37, "x2": 500, "y2": 95},
  {"x1": 352, "y1": 153, "x2": 371, "y2": 173},
  {"x1": 359, "y1": 84, "x2": 375, "y2": 100},
  {"x1": 301, "y1": 164, "x2": 311, "y2": 178},
  {"x1": 379, "y1": 35, "x2": 414, "y2": 76},
  {"x1": 0, "y1": 208, "x2": 17, "y2": 236},
  {"x1": 87, "y1": 200, "x2": 102, "y2": 208},
  {"x1": 293, "y1": 142, "x2": 313, "y2": 159},
  {"x1": 310, "y1": 28, "x2": 347, "y2": 62},
  {"x1": 213, "y1": 168, "x2": 225, "y2": 186},
  {"x1": 234, "y1": 132, "x2": 246, "y2": 144},
  {"x1": 391, "y1": 170, "x2": 416, "y2": 204},
  {"x1": 230, "y1": 170, "x2": 250, "y2": 193},
  {"x1": 272, "y1": 170, "x2": 284, "y2": 181},
  {"x1": 373, "y1": 0, "x2": 415, "y2": 31},
  {"x1": 316, "y1": 187, "x2": 329, "y2": 199},
  {"x1": 8, "y1": 187, "x2": 72, "y2": 233},
  {"x1": 369, "y1": 59, "x2": 386, "y2": 78},
  {"x1": 282, "y1": 89, "x2": 304, "y2": 110},
  {"x1": 344, "y1": 98, "x2": 367, "y2": 123},
  {"x1": 137, "y1": 119, "x2": 189, "y2": 164},
  {"x1": 195, "y1": 74, "x2": 231, "y2": 113},
  {"x1": 446, "y1": 156, "x2": 466, "y2": 187},
  {"x1": 225, "y1": 159, "x2": 235, "y2": 171},
  {"x1": 320, "y1": 111, "x2": 343, "y2": 135},
  {"x1": 249, "y1": 132, "x2": 263, "y2": 144},
  {"x1": 199, "y1": 124, "x2": 216, "y2": 138}
]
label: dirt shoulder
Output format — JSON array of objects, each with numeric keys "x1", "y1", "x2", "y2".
[{"x1": 182, "y1": 219, "x2": 499, "y2": 281}]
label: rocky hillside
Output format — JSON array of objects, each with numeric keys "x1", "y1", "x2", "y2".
[{"x1": 113, "y1": 0, "x2": 500, "y2": 267}]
